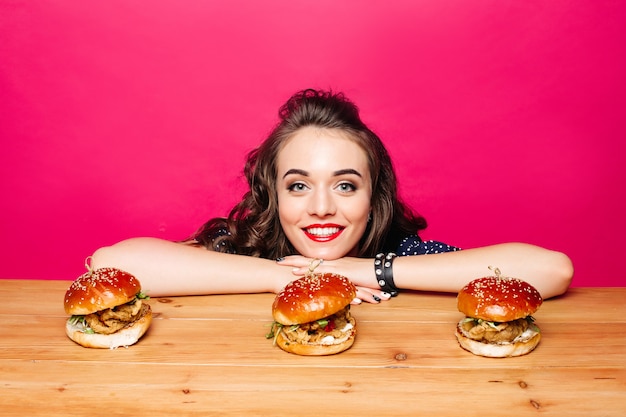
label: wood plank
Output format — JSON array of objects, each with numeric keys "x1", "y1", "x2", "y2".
[
  {"x1": 1, "y1": 361, "x2": 624, "y2": 416},
  {"x1": 2, "y1": 280, "x2": 625, "y2": 324},
  {"x1": 1, "y1": 314, "x2": 624, "y2": 369}
]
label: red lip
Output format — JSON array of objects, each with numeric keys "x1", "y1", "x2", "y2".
[{"x1": 303, "y1": 224, "x2": 344, "y2": 242}]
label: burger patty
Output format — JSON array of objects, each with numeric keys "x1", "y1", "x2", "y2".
[
  {"x1": 281, "y1": 306, "x2": 355, "y2": 345},
  {"x1": 84, "y1": 299, "x2": 146, "y2": 335},
  {"x1": 460, "y1": 317, "x2": 530, "y2": 343}
]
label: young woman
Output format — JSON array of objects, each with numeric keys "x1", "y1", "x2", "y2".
[{"x1": 92, "y1": 89, "x2": 573, "y2": 302}]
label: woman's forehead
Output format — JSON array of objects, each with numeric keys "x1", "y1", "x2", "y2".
[
  {"x1": 277, "y1": 128, "x2": 370, "y2": 178},
  {"x1": 278, "y1": 127, "x2": 368, "y2": 172}
]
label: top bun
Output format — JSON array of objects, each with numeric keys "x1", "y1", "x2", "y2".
[
  {"x1": 64, "y1": 267, "x2": 142, "y2": 315},
  {"x1": 457, "y1": 276, "x2": 542, "y2": 322},
  {"x1": 272, "y1": 272, "x2": 356, "y2": 325}
]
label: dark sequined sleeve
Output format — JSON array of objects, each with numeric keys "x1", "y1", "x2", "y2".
[
  {"x1": 210, "y1": 227, "x2": 236, "y2": 253},
  {"x1": 396, "y1": 235, "x2": 460, "y2": 256}
]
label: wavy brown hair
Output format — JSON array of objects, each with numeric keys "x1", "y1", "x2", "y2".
[{"x1": 194, "y1": 89, "x2": 427, "y2": 258}]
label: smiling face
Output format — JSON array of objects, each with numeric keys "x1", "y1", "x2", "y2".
[{"x1": 276, "y1": 126, "x2": 372, "y2": 260}]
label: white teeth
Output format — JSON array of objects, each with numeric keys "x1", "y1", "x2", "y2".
[{"x1": 307, "y1": 227, "x2": 340, "y2": 237}]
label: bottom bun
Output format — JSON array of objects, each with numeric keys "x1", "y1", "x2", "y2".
[
  {"x1": 275, "y1": 327, "x2": 356, "y2": 356},
  {"x1": 455, "y1": 320, "x2": 541, "y2": 358},
  {"x1": 66, "y1": 304, "x2": 152, "y2": 349}
]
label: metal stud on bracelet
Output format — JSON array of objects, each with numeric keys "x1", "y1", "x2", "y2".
[{"x1": 375, "y1": 252, "x2": 399, "y2": 297}]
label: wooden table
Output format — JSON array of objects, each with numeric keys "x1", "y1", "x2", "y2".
[{"x1": 1, "y1": 280, "x2": 624, "y2": 416}]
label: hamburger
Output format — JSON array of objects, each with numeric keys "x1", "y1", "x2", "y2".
[
  {"x1": 455, "y1": 269, "x2": 543, "y2": 358},
  {"x1": 267, "y1": 272, "x2": 357, "y2": 356},
  {"x1": 64, "y1": 264, "x2": 152, "y2": 349}
]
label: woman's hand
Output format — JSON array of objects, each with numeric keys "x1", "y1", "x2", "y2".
[{"x1": 276, "y1": 255, "x2": 391, "y2": 304}]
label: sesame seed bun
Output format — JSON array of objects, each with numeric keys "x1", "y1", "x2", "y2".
[
  {"x1": 272, "y1": 272, "x2": 356, "y2": 325},
  {"x1": 457, "y1": 276, "x2": 543, "y2": 322},
  {"x1": 64, "y1": 267, "x2": 143, "y2": 315}
]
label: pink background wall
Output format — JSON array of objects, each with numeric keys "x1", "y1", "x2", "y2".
[{"x1": 1, "y1": 1, "x2": 625, "y2": 286}]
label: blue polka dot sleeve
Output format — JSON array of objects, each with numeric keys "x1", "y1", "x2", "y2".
[{"x1": 396, "y1": 235, "x2": 460, "y2": 256}]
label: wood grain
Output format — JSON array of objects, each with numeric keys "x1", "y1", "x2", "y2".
[{"x1": 1, "y1": 280, "x2": 624, "y2": 416}]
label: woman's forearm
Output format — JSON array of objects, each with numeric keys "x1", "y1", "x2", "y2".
[
  {"x1": 90, "y1": 237, "x2": 290, "y2": 297},
  {"x1": 392, "y1": 242, "x2": 573, "y2": 299},
  {"x1": 90, "y1": 239, "x2": 573, "y2": 300}
]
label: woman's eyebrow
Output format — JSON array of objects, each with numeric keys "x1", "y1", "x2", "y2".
[
  {"x1": 282, "y1": 168, "x2": 309, "y2": 179},
  {"x1": 282, "y1": 168, "x2": 362, "y2": 179},
  {"x1": 333, "y1": 168, "x2": 362, "y2": 178}
]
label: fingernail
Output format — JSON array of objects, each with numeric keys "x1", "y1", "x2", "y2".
[
  {"x1": 352, "y1": 298, "x2": 362, "y2": 304},
  {"x1": 381, "y1": 292, "x2": 391, "y2": 298},
  {"x1": 372, "y1": 295, "x2": 381, "y2": 302},
  {"x1": 276, "y1": 257, "x2": 285, "y2": 262}
]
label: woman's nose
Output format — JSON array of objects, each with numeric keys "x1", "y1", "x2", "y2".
[{"x1": 308, "y1": 188, "x2": 336, "y2": 217}]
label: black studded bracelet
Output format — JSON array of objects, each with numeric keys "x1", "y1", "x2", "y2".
[{"x1": 374, "y1": 252, "x2": 399, "y2": 297}]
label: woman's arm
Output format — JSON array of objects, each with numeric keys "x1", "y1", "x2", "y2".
[
  {"x1": 92, "y1": 238, "x2": 572, "y2": 300},
  {"x1": 91, "y1": 237, "x2": 389, "y2": 303},
  {"x1": 282, "y1": 243, "x2": 573, "y2": 299},
  {"x1": 392, "y1": 243, "x2": 573, "y2": 299},
  {"x1": 90, "y1": 237, "x2": 293, "y2": 297}
]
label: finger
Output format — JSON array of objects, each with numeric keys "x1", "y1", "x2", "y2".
[
  {"x1": 355, "y1": 287, "x2": 391, "y2": 304},
  {"x1": 291, "y1": 267, "x2": 306, "y2": 277},
  {"x1": 282, "y1": 259, "x2": 329, "y2": 276},
  {"x1": 356, "y1": 288, "x2": 378, "y2": 304},
  {"x1": 276, "y1": 255, "x2": 315, "y2": 268}
]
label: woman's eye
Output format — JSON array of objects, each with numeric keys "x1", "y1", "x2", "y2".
[
  {"x1": 287, "y1": 182, "x2": 308, "y2": 192},
  {"x1": 337, "y1": 182, "x2": 356, "y2": 192}
]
